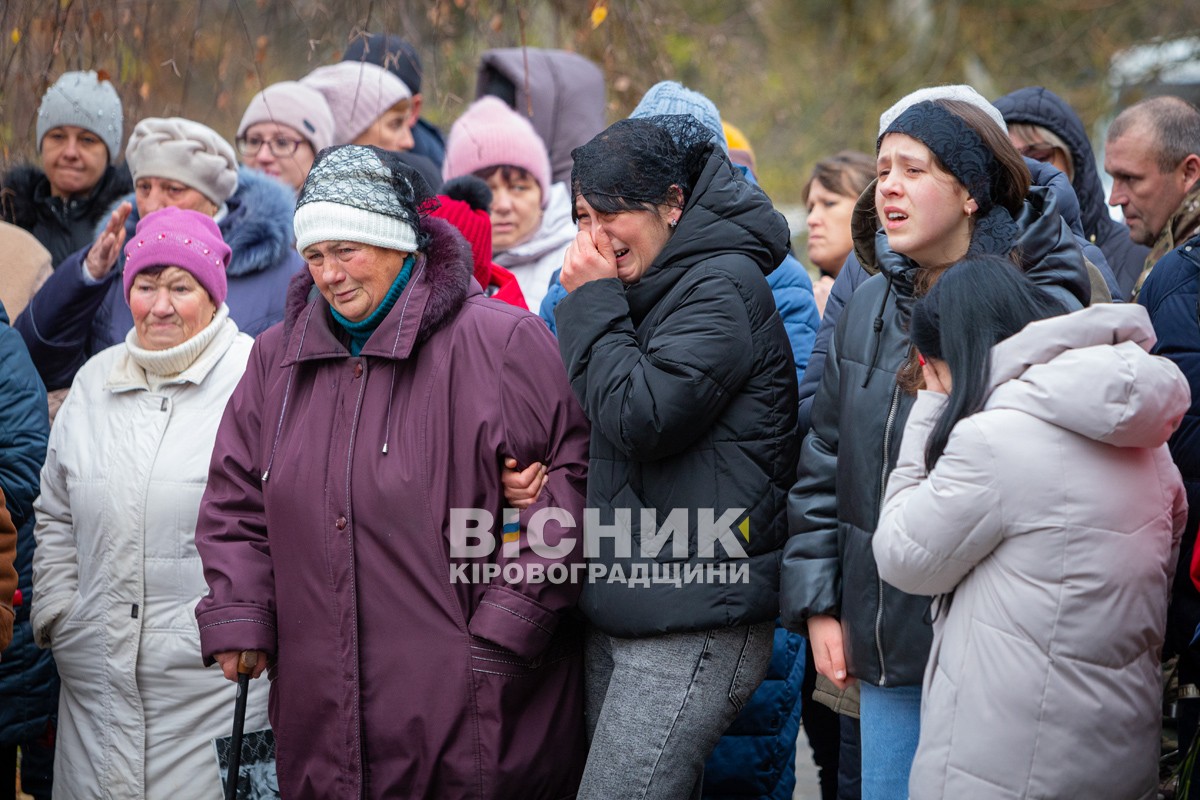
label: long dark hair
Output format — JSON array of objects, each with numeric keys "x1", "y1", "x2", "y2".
[{"x1": 909, "y1": 255, "x2": 1065, "y2": 470}]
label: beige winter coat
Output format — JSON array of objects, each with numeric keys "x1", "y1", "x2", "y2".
[
  {"x1": 31, "y1": 315, "x2": 269, "y2": 799},
  {"x1": 874, "y1": 303, "x2": 1189, "y2": 800}
]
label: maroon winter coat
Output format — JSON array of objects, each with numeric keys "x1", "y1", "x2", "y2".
[{"x1": 195, "y1": 217, "x2": 589, "y2": 799}]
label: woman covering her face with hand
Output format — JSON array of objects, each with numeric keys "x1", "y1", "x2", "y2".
[
  {"x1": 873, "y1": 256, "x2": 1187, "y2": 800},
  {"x1": 31, "y1": 207, "x2": 268, "y2": 797},
  {"x1": 552, "y1": 115, "x2": 799, "y2": 799},
  {"x1": 781, "y1": 97, "x2": 1092, "y2": 800}
]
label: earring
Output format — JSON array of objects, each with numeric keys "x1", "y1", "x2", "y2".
[{"x1": 668, "y1": 218, "x2": 678, "y2": 229}]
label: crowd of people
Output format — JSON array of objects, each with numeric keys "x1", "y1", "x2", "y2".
[{"x1": 0, "y1": 29, "x2": 1199, "y2": 800}]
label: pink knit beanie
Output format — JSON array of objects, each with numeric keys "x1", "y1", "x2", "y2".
[
  {"x1": 238, "y1": 81, "x2": 336, "y2": 153},
  {"x1": 123, "y1": 207, "x2": 231, "y2": 306},
  {"x1": 443, "y1": 96, "x2": 552, "y2": 208},
  {"x1": 301, "y1": 62, "x2": 411, "y2": 146}
]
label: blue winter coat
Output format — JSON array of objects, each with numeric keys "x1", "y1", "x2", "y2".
[
  {"x1": 0, "y1": 299, "x2": 54, "y2": 746},
  {"x1": 15, "y1": 168, "x2": 303, "y2": 391},
  {"x1": 995, "y1": 86, "x2": 1150, "y2": 299},
  {"x1": 1137, "y1": 233, "x2": 1200, "y2": 658}
]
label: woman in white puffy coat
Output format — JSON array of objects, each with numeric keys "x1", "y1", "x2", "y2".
[
  {"x1": 873, "y1": 255, "x2": 1189, "y2": 800},
  {"x1": 30, "y1": 207, "x2": 268, "y2": 799}
]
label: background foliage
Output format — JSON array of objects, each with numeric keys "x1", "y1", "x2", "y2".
[{"x1": 1, "y1": 0, "x2": 1198, "y2": 207}]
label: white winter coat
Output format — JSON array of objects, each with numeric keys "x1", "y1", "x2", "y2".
[
  {"x1": 31, "y1": 315, "x2": 269, "y2": 799},
  {"x1": 874, "y1": 303, "x2": 1189, "y2": 800},
  {"x1": 494, "y1": 181, "x2": 575, "y2": 310}
]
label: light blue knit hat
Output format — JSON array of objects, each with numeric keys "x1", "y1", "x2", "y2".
[
  {"x1": 630, "y1": 81, "x2": 728, "y2": 152},
  {"x1": 37, "y1": 71, "x2": 124, "y2": 164}
]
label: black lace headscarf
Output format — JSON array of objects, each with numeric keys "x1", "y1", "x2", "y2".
[
  {"x1": 569, "y1": 114, "x2": 714, "y2": 221},
  {"x1": 878, "y1": 100, "x2": 1020, "y2": 256}
]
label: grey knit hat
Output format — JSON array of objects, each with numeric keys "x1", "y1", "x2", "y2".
[
  {"x1": 878, "y1": 84, "x2": 1008, "y2": 137},
  {"x1": 125, "y1": 118, "x2": 240, "y2": 205},
  {"x1": 37, "y1": 71, "x2": 124, "y2": 164},
  {"x1": 294, "y1": 145, "x2": 432, "y2": 254}
]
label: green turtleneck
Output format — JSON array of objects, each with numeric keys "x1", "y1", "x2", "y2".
[{"x1": 331, "y1": 254, "x2": 416, "y2": 355}]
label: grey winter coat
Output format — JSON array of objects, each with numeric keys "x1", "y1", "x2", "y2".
[{"x1": 874, "y1": 303, "x2": 1188, "y2": 800}]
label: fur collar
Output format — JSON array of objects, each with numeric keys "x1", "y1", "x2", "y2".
[{"x1": 283, "y1": 215, "x2": 472, "y2": 346}]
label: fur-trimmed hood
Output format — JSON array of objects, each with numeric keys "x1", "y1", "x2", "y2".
[
  {"x1": 282, "y1": 215, "x2": 473, "y2": 348},
  {"x1": 98, "y1": 167, "x2": 297, "y2": 279}
]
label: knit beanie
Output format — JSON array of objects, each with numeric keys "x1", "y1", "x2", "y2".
[
  {"x1": 125, "y1": 118, "x2": 240, "y2": 205},
  {"x1": 723, "y1": 121, "x2": 757, "y2": 173},
  {"x1": 630, "y1": 81, "x2": 727, "y2": 152},
  {"x1": 238, "y1": 81, "x2": 336, "y2": 154},
  {"x1": 37, "y1": 70, "x2": 124, "y2": 164},
  {"x1": 442, "y1": 96, "x2": 552, "y2": 208},
  {"x1": 342, "y1": 34, "x2": 423, "y2": 95},
  {"x1": 123, "y1": 207, "x2": 231, "y2": 306},
  {"x1": 294, "y1": 145, "x2": 430, "y2": 254},
  {"x1": 878, "y1": 84, "x2": 1008, "y2": 137},
  {"x1": 301, "y1": 62, "x2": 412, "y2": 146},
  {"x1": 429, "y1": 175, "x2": 493, "y2": 289}
]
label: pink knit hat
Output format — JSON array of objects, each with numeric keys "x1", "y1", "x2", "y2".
[
  {"x1": 442, "y1": 96, "x2": 552, "y2": 208},
  {"x1": 301, "y1": 62, "x2": 411, "y2": 146},
  {"x1": 238, "y1": 81, "x2": 336, "y2": 153},
  {"x1": 123, "y1": 207, "x2": 231, "y2": 306}
]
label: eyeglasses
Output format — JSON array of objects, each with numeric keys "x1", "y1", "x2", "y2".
[
  {"x1": 236, "y1": 135, "x2": 306, "y2": 158},
  {"x1": 1018, "y1": 142, "x2": 1062, "y2": 164}
]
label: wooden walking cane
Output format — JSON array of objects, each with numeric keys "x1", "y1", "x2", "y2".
[{"x1": 224, "y1": 651, "x2": 258, "y2": 800}]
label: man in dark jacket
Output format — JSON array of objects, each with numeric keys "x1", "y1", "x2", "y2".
[
  {"x1": 995, "y1": 86, "x2": 1149, "y2": 300},
  {"x1": 1, "y1": 71, "x2": 131, "y2": 267},
  {"x1": 1114, "y1": 96, "x2": 1200, "y2": 790},
  {"x1": 0, "y1": 300, "x2": 54, "y2": 800}
]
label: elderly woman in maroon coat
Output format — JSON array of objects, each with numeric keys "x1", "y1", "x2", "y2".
[{"x1": 194, "y1": 145, "x2": 590, "y2": 799}]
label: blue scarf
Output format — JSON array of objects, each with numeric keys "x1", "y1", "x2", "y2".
[{"x1": 331, "y1": 254, "x2": 416, "y2": 355}]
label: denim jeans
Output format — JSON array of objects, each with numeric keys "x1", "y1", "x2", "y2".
[
  {"x1": 579, "y1": 621, "x2": 775, "y2": 800},
  {"x1": 857, "y1": 682, "x2": 921, "y2": 800}
]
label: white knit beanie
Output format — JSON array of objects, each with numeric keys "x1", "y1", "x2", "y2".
[
  {"x1": 125, "y1": 117, "x2": 240, "y2": 205},
  {"x1": 293, "y1": 145, "x2": 421, "y2": 254},
  {"x1": 878, "y1": 84, "x2": 1008, "y2": 137}
]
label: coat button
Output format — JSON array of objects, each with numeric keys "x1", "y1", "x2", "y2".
[
  {"x1": 353, "y1": 363, "x2": 363, "y2": 378},
  {"x1": 335, "y1": 516, "x2": 347, "y2": 530}
]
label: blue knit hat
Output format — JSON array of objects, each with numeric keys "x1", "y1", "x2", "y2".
[{"x1": 630, "y1": 81, "x2": 727, "y2": 153}]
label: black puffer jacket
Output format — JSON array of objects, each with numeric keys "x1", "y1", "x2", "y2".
[
  {"x1": 0, "y1": 164, "x2": 131, "y2": 267},
  {"x1": 556, "y1": 148, "x2": 799, "y2": 637},
  {"x1": 780, "y1": 184, "x2": 1090, "y2": 687},
  {"x1": 994, "y1": 86, "x2": 1150, "y2": 299}
]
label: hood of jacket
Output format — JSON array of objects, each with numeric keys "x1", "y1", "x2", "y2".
[
  {"x1": 493, "y1": 181, "x2": 577, "y2": 267},
  {"x1": 994, "y1": 87, "x2": 1115, "y2": 242},
  {"x1": 282, "y1": 215, "x2": 473, "y2": 354},
  {"x1": 98, "y1": 167, "x2": 297, "y2": 279},
  {"x1": 624, "y1": 147, "x2": 791, "y2": 322},
  {"x1": 476, "y1": 48, "x2": 607, "y2": 184},
  {"x1": 850, "y1": 178, "x2": 1090, "y2": 311},
  {"x1": 987, "y1": 303, "x2": 1189, "y2": 448}
]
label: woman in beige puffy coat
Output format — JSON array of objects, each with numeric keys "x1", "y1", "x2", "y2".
[{"x1": 873, "y1": 255, "x2": 1189, "y2": 800}]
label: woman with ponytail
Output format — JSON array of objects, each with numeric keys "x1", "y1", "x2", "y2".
[{"x1": 873, "y1": 256, "x2": 1188, "y2": 799}]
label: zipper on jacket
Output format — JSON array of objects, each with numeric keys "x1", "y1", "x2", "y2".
[{"x1": 875, "y1": 382, "x2": 902, "y2": 685}]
